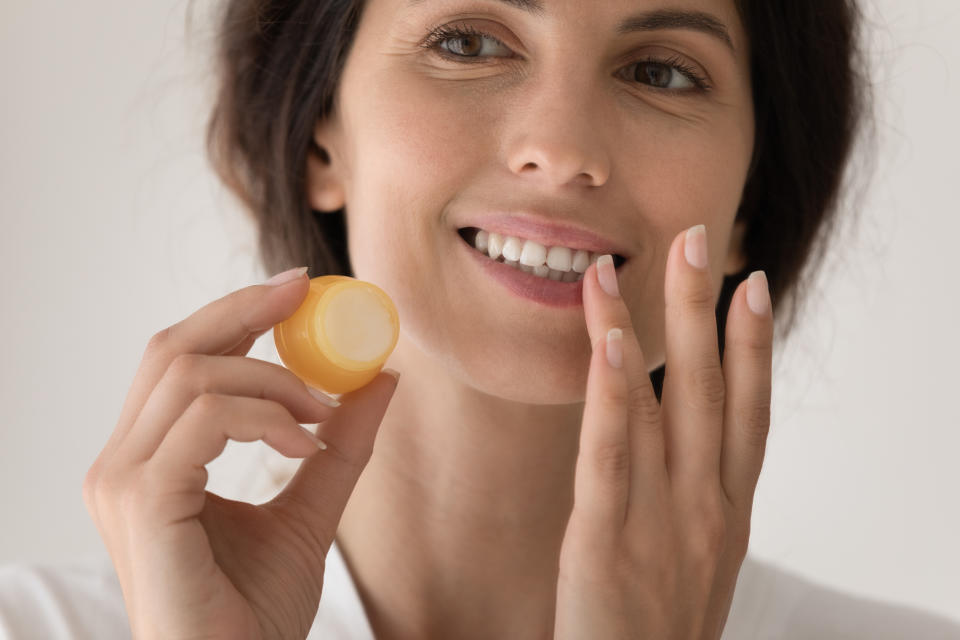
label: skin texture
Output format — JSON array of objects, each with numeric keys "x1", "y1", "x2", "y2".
[
  {"x1": 86, "y1": 0, "x2": 771, "y2": 638},
  {"x1": 306, "y1": 0, "x2": 762, "y2": 637}
]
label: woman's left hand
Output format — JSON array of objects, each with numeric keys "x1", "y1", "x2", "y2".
[{"x1": 555, "y1": 225, "x2": 774, "y2": 640}]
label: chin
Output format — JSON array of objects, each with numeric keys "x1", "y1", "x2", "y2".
[{"x1": 458, "y1": 353, "x2": 589, "y2": 405}]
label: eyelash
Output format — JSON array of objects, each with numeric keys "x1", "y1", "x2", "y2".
[{"x1": 419, "y1": 24, "x2": 713, "y2": 94}]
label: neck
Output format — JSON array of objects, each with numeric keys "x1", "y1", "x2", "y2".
[{"x1": 336, "y1": 336, "x2": 584, "y2": 640}]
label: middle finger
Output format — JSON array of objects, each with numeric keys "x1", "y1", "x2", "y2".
[
  {"x1": 115, "y1": 354, "x2": 337, "y2": 466},
  {"x1": 661, "y1": 225, "x2": 725, "y2": 485}
]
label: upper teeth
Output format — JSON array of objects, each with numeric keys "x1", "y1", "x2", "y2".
[{"x1": 473, "y1": 229, "x2": 603, "y2": 282}]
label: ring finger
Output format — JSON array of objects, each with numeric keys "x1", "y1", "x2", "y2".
[{"x1": 144, "y1": 394, "x2": 323, "y2": 502}]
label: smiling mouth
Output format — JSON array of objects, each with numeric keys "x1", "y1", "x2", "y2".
[
  {"x1": 456, "y1": 227, "x2": 627, "y2": 287},
  {"x1": 457, "y1": 227, "x2": 627, "y2": 268}
]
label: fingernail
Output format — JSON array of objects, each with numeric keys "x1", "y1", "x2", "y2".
[
  {"x1": 264, "y1": 266, "x2": 308, "y2": 286},
  {"x1": 746, "y1": 271, "x2": 770, "y2": 315},
  {"x1": 307, "y1": 385, "x2": 341, "y2": 407},
  {"x1": 300, "y1": 424, "x2": 328, "y2": 450},
  {"x1": 684, "y1": 225, "x2": 709, "y2": 270},
  {"x1": 382, "y1": 367, "x2": 401, "y2": 382},
  {"x1": 596, "y1": 254, "x2": 620, "y2": 298},
  {"x1": 606, "y1": 328, "x2": 623, "y2": 369}
]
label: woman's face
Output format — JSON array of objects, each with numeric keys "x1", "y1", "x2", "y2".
[{"x1": 308, "y1": 0, "x2": 754, "y2": 404}]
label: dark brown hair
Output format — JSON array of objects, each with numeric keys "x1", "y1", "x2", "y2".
[{"x1": 203, "y1": 0, "x2": 871, "y2": 398}]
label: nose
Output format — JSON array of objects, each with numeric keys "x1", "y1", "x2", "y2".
[{"x1": 504, "y1": 77, "x2": 612, "y2": 189}]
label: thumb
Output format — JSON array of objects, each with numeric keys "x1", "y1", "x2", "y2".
[{"x1": 272, "y1": 368, "x2": 400, "y2": 552}]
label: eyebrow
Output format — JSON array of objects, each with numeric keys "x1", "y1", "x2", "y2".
[{"x1": 407, "y1": 1, "x2": 736, "y2": 53}]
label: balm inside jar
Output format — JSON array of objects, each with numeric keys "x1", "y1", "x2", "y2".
[{"x1": 274, "y1": 275, "x2": 399, "y2": 395}]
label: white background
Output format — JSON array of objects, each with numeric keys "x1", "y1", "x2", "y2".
[{"x1": 1, "y1": 0, "x2": 958, "y2": 626}]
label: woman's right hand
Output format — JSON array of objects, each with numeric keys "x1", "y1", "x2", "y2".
[{"x1": 82, "y1": 267, "x2": 400, "y2": 640}]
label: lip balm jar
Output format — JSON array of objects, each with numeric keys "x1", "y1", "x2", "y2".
[{"x1": 274, "y1": 275, "x2": 399, "y2": 395}]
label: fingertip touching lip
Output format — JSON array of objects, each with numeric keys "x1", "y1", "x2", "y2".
[{"x1": 453, "y1": 213, "x2": 632, "y2": 266}]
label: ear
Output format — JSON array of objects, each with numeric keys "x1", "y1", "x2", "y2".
[
  {"x1": 723, "y1": 219, "x2": 748, "y2": 276},
  {"x1": 306, "y1": 119, "x2": 346, "y2": 213}
]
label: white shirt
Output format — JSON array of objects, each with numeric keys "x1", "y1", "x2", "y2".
[{"x1": 3, "y1": 541, "x2": 960, "y2": 639}]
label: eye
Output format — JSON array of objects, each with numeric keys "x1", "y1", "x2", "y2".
[
  {"x1": 627, "y1": 56, "x2": 710, "y2": 92},
  {"x1": 421, "y1": 25, "x2": 711, "y2": 94},
  {"x1": 421, "y1": 24, "x2": 513, "y2": 62}
]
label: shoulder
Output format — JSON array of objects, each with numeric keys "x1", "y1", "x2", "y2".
[
  {"x1": 0, "y1": 554, "x2": 131, "y2": 639},
  {"x1": 724, "y1": 554, "x2": 960, "y2": 639}
]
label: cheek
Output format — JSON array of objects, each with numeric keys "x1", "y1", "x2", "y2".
[
  {"x1": 340, "y1": 74, "x2": 467, "y2": 271},
  {"x1": 353, "y1": 71, "x2": 488, "y2": 184},
  {"x1": 344, "y1": 67, "x2": 533, "y2": 292},
  {"x1": 343, "y1": 72, "x2": 494, "y2": 263},
  {"x1": 631, "y1": 120, "x2": 749, "y2": 221},
  {"x1": 616, "y1": 118, "x2": 751, "y2": 369}
]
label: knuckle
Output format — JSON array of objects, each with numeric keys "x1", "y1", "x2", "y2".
[
  {"x1": 686, "y1": 520, "x2": 726, "y2": 575},
  {"x1": 81, "y1": 465, "x2": 101, "y2": 511},
  {"x1": 188, "y1": 392, "x2": 226, "y2": 417},
  {"x1": 145, "y1": 327, "x2": 171, "y2": 355},
  {"x1": 627, "y1": 389, "x2": 660, "y2": 426},
  {"x1": 265, "y1": 359, "x2": 301, "y2": 383},
  {"x1": 629, "y1": 521, "x2": 678, "y2": 571},
  {"x1": 119, "y1": 471, "x2": 150, "y2": 516},
  {"x1": 130, "y1": 465, "x2": 186, "y2": 520},
  {"x1": 166, "y1": 353, "x2": 210, "y2": 386},
  {"x1": 101, "y1": 469, "x2": 132, "y2": 500},
  {"x1": 141, "y1": 329, "x2": 176, "y2": 370},
  {"x1": 686, "y1": 496, "x2": 727, "y2": 561},
  {"x1": 728, "y1": 519, "x2": 751, "y2": 563},
  {"x1": 599, "y1": 386, "x2": 629, "y2": 409},
  {"x1": 687, "y1": 364, "x2": 726, "y2": 410},
  {"x1": 734, "y1": 401, "x2": 771, "y2": 448},
  {"x1": 86, "y1": 468, "x2": 129, "y2": 518},
  {"x1": 264, "y1": 399, "x2": 295, "y2": 423},
  {"x1": 590, "y1": 440, "x2": 632, "y2": 484},
  {"x1": 678, "y1": 285, "x2": 716, "y2": 315},
  {"x1": 729, "y1": 331, "x2": 773, "y2": 355}
]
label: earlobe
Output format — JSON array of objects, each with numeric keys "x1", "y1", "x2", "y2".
[
  {"x1": 723, "y1": 220, "x2": 748, "y2": 276},
  {"x1": 306, "y1": 141, "x2": 346, "y2": 212}
]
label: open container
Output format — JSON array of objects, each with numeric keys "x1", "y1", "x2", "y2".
[{"x1": 274, "y1": 275, "x2": 399, "y2": 394}]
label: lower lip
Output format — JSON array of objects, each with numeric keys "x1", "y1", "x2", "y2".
[{"x1": 457, "y1": 231, "x2": 586, "y2": 308}]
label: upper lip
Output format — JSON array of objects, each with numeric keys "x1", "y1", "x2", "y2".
[{"x1": 455, "y1": 211, "x2": 632, "y2": 258}]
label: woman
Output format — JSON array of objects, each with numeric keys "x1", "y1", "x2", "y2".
[{"x1": 4, "y1": 0, "x2": 960, "y2": 638}]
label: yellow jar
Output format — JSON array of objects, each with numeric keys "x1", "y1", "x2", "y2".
[{"x1": 274, "y1": 275, "x2": 399, "y2": 395}]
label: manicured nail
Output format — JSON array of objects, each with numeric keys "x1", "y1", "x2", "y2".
[
  {"x1": 596, "y1": 254, "x2": 620, "y2": 297},
  {"x1": 382, "y1": 368, "x2": 401, "y2": 382},
  {"x1": 606, "y1": 328, "x2": 623, "y2": 369},
  {"x1": 264, "y1": 266, "x2": 308, "y2": 286},
  {"x1": 746, "y1": 271, "x2": 770, "y2": 315},
  {"x1": 307, "y1": 385, "x2": 341, "y2": 407},
  {"x1": 300, "y1": 424, "x2": 328, "y2": 450},
  {"x1": 684, "y1": 225, "x2": 708, "y2": 270}
]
